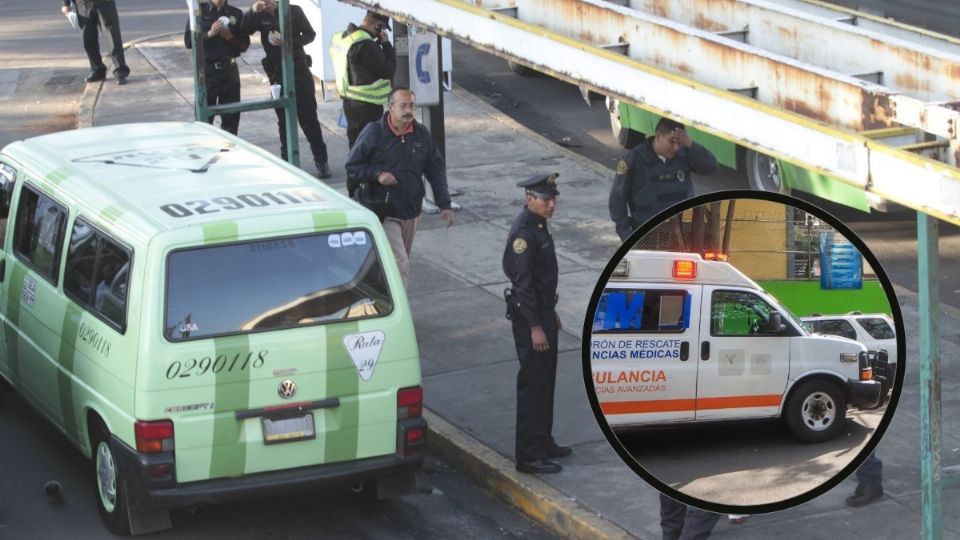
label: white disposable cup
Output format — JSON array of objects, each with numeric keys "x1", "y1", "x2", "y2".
[
  {"x1": 218, "y1": 16, "x2": 230, "y2": 27},
  {"x1": 270, "y1": 84, "x2": 282, "y2": 100}
]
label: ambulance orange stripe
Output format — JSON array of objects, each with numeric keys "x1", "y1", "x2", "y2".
[{"x1": 601, "y1": 394, "x2": 782, "y2": 415}]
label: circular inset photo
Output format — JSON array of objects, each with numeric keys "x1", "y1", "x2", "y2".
[{"x1": 581, "y1": 191, "x2": 905, "y2": 514}]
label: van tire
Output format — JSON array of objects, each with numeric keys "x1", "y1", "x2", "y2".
[
  {"x1": 507, "y1": 60, "x2": 532, "y2": 77},
  {"x1": 93, "y1": 426, "x2": 132, "y2": 535},
  {"x1": 745, "y1": 149, "x2": 790, "y2": 194},
  {"x1": 784, "y1": 379, "x2": 847, "y2": 443},
  {"x1": 608, "y1": 100, "x2": 644, "y2": 149}
]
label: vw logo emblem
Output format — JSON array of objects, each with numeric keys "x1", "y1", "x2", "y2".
[{"x1": 278, "y1": 379, "x2": 297, "y2": 399}]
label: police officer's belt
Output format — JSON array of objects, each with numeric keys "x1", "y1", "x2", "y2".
[{"x1": 207, "y1": 58, "x2": 236, "y2": 71}]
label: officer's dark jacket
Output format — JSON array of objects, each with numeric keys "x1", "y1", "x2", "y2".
[
  {"x1": 345, "y1": 113, "x2": 452, "y2": 220},
  {"x1": 502, "y1": 207, "x2": 558, "y2": 328},
  {"x1": 240, "y1": 5, "x2": 313, "y2": 64},
  {"x1": 609, "y1": 139, "x2": 718, "y2": 240},
  {"x1": 183, "y1": 2, "x2": 250, "y2": 62},
  {"x1": 341, "y1": 24, "x2": 396, "y2": 91}
]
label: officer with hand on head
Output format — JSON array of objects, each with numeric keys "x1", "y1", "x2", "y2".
[
  {"x1": 503, "y1": 173, "x2": 571, "y2": 474},
  {"x1": 185, "y1": 0, "x2": 250, "y2": 135},
  {"x1": 609, "y1": 118, "x2": 718, "y2": 240}
]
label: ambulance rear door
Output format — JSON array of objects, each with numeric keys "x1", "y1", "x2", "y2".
[
  {"x1": 695, "y1": 287, "x2": 791, "y2": 421},
  {"x1": 591, "y1": 284, "x2": 701, "y2": 426}
]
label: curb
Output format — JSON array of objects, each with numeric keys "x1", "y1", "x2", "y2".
[{"x1": 424, "y1": 409, "x2": 636, "y2": 540}]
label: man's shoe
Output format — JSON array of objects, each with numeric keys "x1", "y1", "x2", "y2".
[
  {"x1": 516, "y1": 459, "x2": 562, "y2": 474},
  {"x1": 85, "y1": 71, "x2": 106, "y2": 83},
  {"x1": 546, "y1": 443, "x2": 572, "y2": 458},
  {"x1": 845, "y1": 485, "x2": 883, "y2": 507},
  {"x1": 315, "y1": 160, "x2": 331, "y2": 179},
  {"x1": 117, "y1": 72, "x2": 129, "y2": 85}
]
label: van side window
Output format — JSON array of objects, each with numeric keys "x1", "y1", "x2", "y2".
[
  {"x1": 593, "y1": 289, "x2": 691, "y2": 333},
  {"x1": 13, "y1": 185, "x2": 67, "y2": 284},
  {"x1": 64, "y1": 219, "x2": 131, "y2": 330},
  {"x1": 856, "y1": 317, "x2": 894, "y2": 340},
  {"x1": 711, "y1": 290, "x2": 780, "y2": 337},
  {"x1": 817, "y1": 319, "x2": 857, "y2": 340}
]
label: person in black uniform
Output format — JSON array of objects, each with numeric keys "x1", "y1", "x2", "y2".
[
  {"x1": 503, "y1": 173, "x2": 571, "y2": 474},
  {"x1": 184, "y1": 0, "x2": 250, "y2": 135},
  {"x1": 241, "y1": 0, "x2": 330, "y2": 179},
  {"x1": 337, "y1": 11, "x2": 396, "y2": 148},
  {"x1": 61, "y1": 0, "x2": 131, "y2": 84},
  {"x1": 609, "y1": 118, "x2": 718, "y2": 240},
  {"x1": 659, "y1": 494, "x2": 720, "y2": 540}
]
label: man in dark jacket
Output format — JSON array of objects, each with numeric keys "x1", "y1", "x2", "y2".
[
  {"x1": 330, "y1": 11, "x2": 396, "y2": 148},
  {"x1": 345, "y1": 87, "x2": 454, "y2": 286},
  {"x1": 184, "y1": 0, "x2": 250, "y2": 135},
  {"x1": 609, "y1": 118, "x2": 718, "y2": 240},
  {"x1": 61, "y1": 0, "x2": 131, "y2": 84},
  {"x1": 241, "y1": 0, "x2": 330, "y2": 178}
]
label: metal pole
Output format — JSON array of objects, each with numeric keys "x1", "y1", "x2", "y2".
[
  {"x1": 918, "y1": 211, "x2": 942, "y2": 540},
  {"x1": 190, "y1": 4, "x2": 209, "y2": 123},
  {"x1": 278, "y1": 0, "x2": 299, "y2": 166}
]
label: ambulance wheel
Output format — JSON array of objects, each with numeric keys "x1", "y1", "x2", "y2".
[
  {"x1": 785, "y1": 380, "x2": 847, "y2": 443},
  {"x1": 93, "y1": 426, "x2": 132, "y2": 535}
]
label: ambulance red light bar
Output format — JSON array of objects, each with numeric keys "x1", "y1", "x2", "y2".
[
  {"x1": 703, "y1": 251, "x2": 728, "y2": 261},
  {"x1": 672, "y1": 260, "x2": 697, "y2": 279}
]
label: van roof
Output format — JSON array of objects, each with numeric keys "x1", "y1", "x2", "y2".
[
  {"x1": 2, "y1": 122, "x2": 362, "y2": 236},
  {"x1": 615, "y1": 250, "x2": 761, "y2": 288}
]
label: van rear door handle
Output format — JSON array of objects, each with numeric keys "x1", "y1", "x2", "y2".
[
  {"x1": 700, "y1": 341, "x2": 710, "y2": 360},
  {"x1": 680, "y1": 341, "x2": 689, "y2": 361}
]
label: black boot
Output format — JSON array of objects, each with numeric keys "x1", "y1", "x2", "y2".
[
  {"x1": 845, "y1": 485, "x2": 883, "y2": 507},
  {"x1": 315, "y1": 159, "x2": 331, "y2": 179}
]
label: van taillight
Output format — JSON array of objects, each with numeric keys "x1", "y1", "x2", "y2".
[
  {"x1": 398, "y1": 386, "x2": 423, "y2": 419},
  {"x1": 135, "y1": 420, "x2": 174, "y2": 453}
]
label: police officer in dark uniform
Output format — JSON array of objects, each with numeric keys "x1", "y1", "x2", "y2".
[
  {"x1": 185, "y1": 0, "x2": 250, "y2": 135},
  {"x1": 61, "y1": 0, "x2": 131, "y2": 84},
  {"x1": 241, "y1": 0, "x2": 331, "y2": 179},
  {"x1": 503, "y1": 173, "x2": 571, "y2": 474},
  {"x1": 609, "y1": 118, "x2": 718, "y2": 240}
]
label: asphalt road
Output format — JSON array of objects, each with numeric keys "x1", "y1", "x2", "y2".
[{"x1": 618, "y1": 405, "x2": 885, "y2": 507}]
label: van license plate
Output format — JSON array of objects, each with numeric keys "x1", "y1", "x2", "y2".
[{"x1": 262, "y1": 413, "x2": 315, "y2": 444}]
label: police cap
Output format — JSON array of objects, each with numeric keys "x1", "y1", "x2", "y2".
[
  {"x1": 518, "y1": 173, "x2": 559, "y2": 198},
  {"x1": 366, "y1": 10, "x2": 391, "y2": 30}
]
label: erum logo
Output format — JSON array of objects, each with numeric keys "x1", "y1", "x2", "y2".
[{"x1": 278, "y1": 379, "x2": 297, "y2": 399}]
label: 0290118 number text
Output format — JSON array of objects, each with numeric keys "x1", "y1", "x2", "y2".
[
  {"x1": 159, "y1": 190, "x2": 324, "y2": 218},
  {"x1": 166, "y1": 350, "x2": 269, "y2": 379}
]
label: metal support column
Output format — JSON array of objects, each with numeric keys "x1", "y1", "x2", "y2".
[
  {"x1": 918, "y1": 212, "x2": 942, "y2": 540},
  {"x1": 276, "y1": 0, "x2": 299, "y2": 166}
]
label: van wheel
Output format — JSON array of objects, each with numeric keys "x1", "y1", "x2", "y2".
[
  {"x1": 608, "y1": 101, "x2": 644, "y2": 149},
  {"x1": 785, "y1": 380, "x2": 846, "y2": 443},
  {"x1": 93, "y1": 427, "x2": 132, "y2": 535},
  {"x1": 745, "y1": 149, "x2": 790, "y2": 194}
]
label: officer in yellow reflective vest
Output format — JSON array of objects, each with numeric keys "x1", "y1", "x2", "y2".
[{"x1": 330, "y1": 11, "x2": 396, "y2": 148}]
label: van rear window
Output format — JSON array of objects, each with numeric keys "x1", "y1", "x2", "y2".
[{"x1": 164, "y1": 229, "x2": 392, "y2": 341}]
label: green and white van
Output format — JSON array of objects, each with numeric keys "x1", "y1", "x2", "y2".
[{"x1": 0, "y1": 122, "x2": 425, "y2": 535}]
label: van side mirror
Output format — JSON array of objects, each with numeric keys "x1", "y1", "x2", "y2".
[
  {"x1": 0, "y1": 163, "x2": 16, "y2": 220},
  {"x1": 768, "y1": 312, "x2": 786, "y2": 334}
]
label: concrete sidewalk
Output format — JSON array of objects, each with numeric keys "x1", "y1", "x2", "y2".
[{"x1": 80, "y1": 36, "x2": 960, "y2": 539}]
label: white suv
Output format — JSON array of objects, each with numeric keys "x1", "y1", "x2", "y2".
[{"x1": 801, "y1": 312, "x2": 897, "y2": 394}]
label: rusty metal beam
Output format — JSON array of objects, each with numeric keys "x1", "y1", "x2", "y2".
[{"x1": 347, "y1": 0, "x2": 960, "y2": 224}]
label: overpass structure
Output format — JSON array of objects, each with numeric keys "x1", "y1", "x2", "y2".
[{"x1": 335, "y1": 0, "x2": 958, "y2": 537}]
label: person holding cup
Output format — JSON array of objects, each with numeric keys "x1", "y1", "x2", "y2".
[
  {"x1": 184, "y1": 0, "x2": 250, "y2": 135},
  {"x1": 241, "y1": 0, "x2": 331, "y2": 179},
  {"x1": 60, "y1": 0, "x2": 131, "y2": 85}
]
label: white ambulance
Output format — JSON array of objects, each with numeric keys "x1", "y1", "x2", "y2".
[{"x1": 590, "y1": 251, "x2": 884, "y2": 443}]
